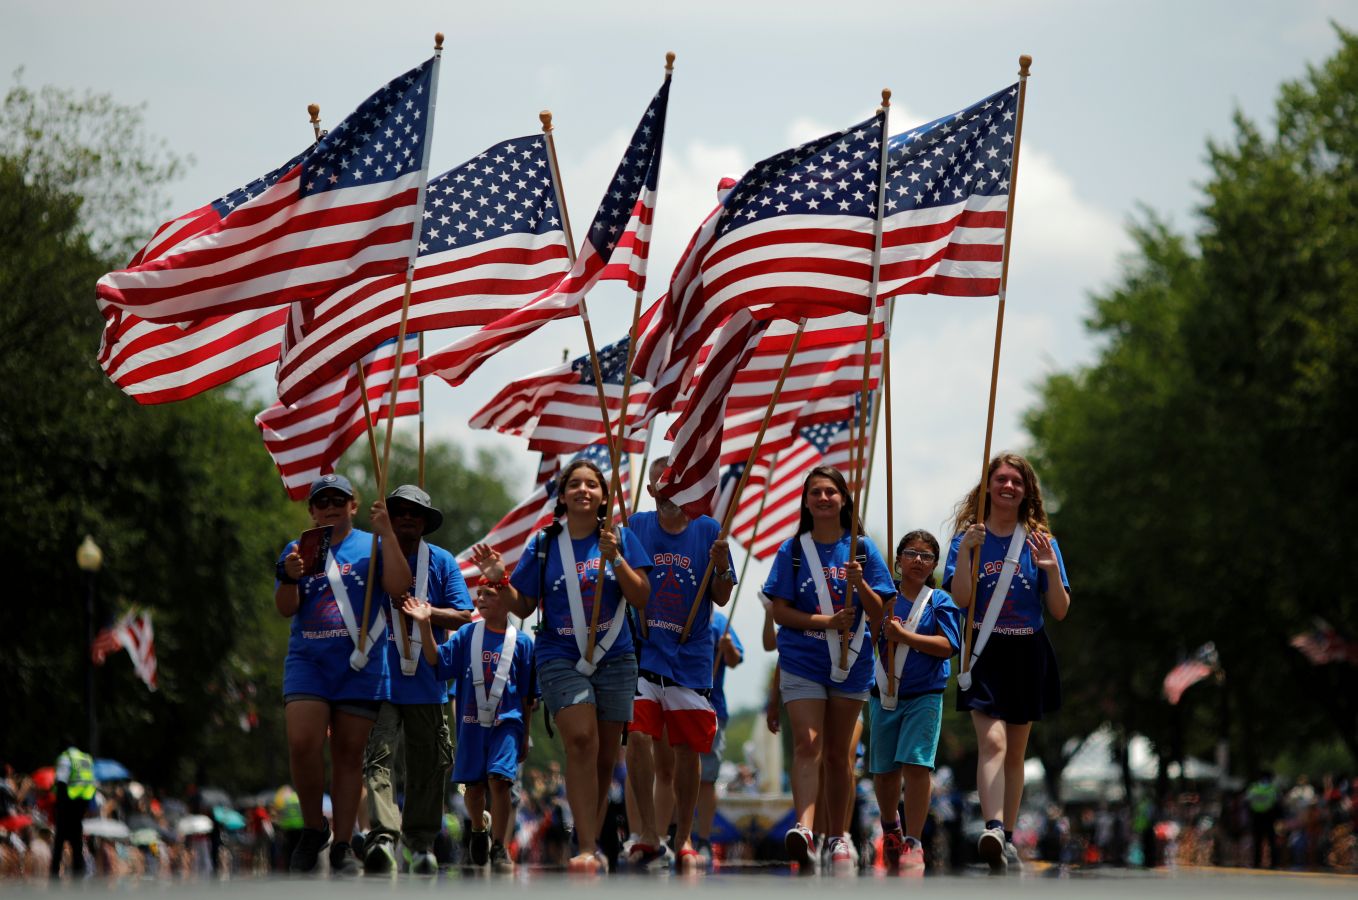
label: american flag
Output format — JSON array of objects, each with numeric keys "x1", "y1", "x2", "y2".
[
  {"x1": 96, "y1": 57, "x2": 438, "y2": 324},
  {"x1": 879, "y1": 84, "x2": 1019, "y2": 300},
  {"x1": 274, "y1": 134, "x2": 571, "y2": 405},
  {"x1": 1162, "y1": 642, "x2": 1220, "y2": 705},
  {"x1": 455, "y1": 443, "x2": 629, "y2": 581},
  {"x1": 1290, "y1": 620, "x2": 1358, "y2": 666},
  {"x1": 255, "y1": 335, "x2": 419, "y2": 499},
  {"x1": 469, "y1": 332, "x2": 652, "y2": 456},
  {"x1": 419, "y1": 75, "x2": 671, "y2": 388},
  {"x1": 715, "y1": 404, "x2": 866, "y2": 559},
  {"x1": 91, "y1": 609, "x2": 158, "y2": 692}
]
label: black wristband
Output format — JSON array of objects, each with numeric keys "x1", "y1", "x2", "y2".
[{"x1": 275, "y1": 559, "x2": 299, "y2": 584}]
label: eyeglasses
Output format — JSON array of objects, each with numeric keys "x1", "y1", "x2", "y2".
[
  {"x1": 310, "y1": 494, "x2": 351, "y2": 509},
  {"x1": 388, "y1": 505, "x2": 424, "y2": 519},
  {"x1": 899, "y1": 549, "x2": 937, "y2": 564}
]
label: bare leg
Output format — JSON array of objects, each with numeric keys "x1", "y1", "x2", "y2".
[
  {"x1": 489, "y1": 778, "x2": 513, "y2": 845},
  {"x1": 330, "y1": 710, "x2": 376, "y2": 846},
  {"x1": 1002, "y1": 723, "x2": 1032, "y2": 831},
  {"x1": 627, "y1": 731, "x2": 660, "y2": 847},
  {"x1": 873, "y1": 770, "x2": 903, "y2": 826},
  {"x1": 595, "y1": 720, "x2": 627, "y2": 849},
  {"x1": 672, "y1": 745, "x2": 700, "y2": 852},
  {"x1": 971, "y1": 711, "x2": 1006, "y2": 823},
  {"x1": 285, "y1": 700, "x2": 331, "y2": 829},
  {"x1": 695, "y1": 780, "x2": 717, "y2": 843},
  {"x1": 653, "y1": 729, "x2": 676, "y2": 838},
  {"x1": 823, "y1": 697, "x2": 863, "y2": 837},
  {"x1": 785, "y1": 698, "x2": 826, "y2": 828},
  {"x1": 464, "y1": 783, "x2": 487, "y2": 832},
  {"x1": 553, "y1": 704, "x2": 601, "y2": 867},
  {"x1": 901, "y1": 766, "x2": 932, "y2": 840}
]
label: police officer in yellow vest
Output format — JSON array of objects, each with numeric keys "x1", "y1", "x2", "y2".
[{"x1": 51, "y1": 744, "x2": 95, "y2": 877}]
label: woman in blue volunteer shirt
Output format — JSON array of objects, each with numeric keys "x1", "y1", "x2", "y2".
[
  {"x1": 946, "y1": 453, "x2": 1070, "y2": 873},
  {"x1": 274, "y1": 474, "x2": 412, "y2": 875},
  {"x1": 762, "y1": 465, "x2": 895, "y2": 872},
  {"x1": 870, "y1": 530, "x2": 962, "y2": 872},
  {"x1": 471, "y1": 459, "x2": 650, "y2": 874}
]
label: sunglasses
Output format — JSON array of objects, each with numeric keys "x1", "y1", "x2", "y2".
[
  {"x1": 388, "y1": 504, "x2": 425, "y2": 519},
  {"x1": 899, "y1": 549, "x2": 937, "y2": 564},
  {"x1": 310, "y1": 494, "x2": 351, "y2": 510}
]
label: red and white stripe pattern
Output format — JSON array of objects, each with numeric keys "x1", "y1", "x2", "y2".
[
  {"x1": 629, "y1": 678, "x2": 717, "y2": 753},
  {"x1": 91, "y1": 610, "x2": 158, "y2": 691},
  {"x1": 420, "y1": 75, "x2": 671, "y2": 389},
  {"x1": 96, "y1": 58, "x2": 437, "y2": 324},
  {"x1": 255, "y1": 336, "x2": 419, "y2": 500}
]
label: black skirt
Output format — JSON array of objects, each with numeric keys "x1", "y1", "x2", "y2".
[{"x1": 955, "y1": 628, "x2": 1061, "y2": 724}]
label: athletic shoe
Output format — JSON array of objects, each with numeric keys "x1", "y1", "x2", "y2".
[
  {"x1": 1003, "y1": 841, "x2": 1023, "y2": 872},
  {"x1": 328, "y1": 842, "x2": 362, "y2": 877},
  {"x1": 828, "y1": 836, "x2": 853, "y2": 868},
  {"x1": 977, "y1": 825, "x2": 1006, "y2": 873},
  {"x1": 694, "y1": 838, "x2": 713, "y2": 871},
  {"x1": 784, "y1": 823, "x2": 816, "y2": 873},
  {"x1": 490, "y1": 842, "x2": 514, "y2": 873},
  {"x1": 363, "y1": 837, "x2": 396, "y2": 875},
  {"x1": 594, "y1": 849, "x2": 610, "y2": 873},
  {"x1": 882, "y1": 827, "x2": 905, "y2": 870},
  {"x1": 626, "y1": 842, "x2": 666, "y2": 869},
  {"x1": 409, "y1": 850, "x2": 439, "y2": 876},
  {"x1": 289, "y1": 821, "x2": 332, "y2": 874},
  {"x1": 469, "y1": 828, "x2": 491, "y2": 867},
  {"x1": 901, "y1": 837, "x2": 925, "y2": 872}
]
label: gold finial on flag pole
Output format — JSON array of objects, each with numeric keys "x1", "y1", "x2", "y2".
[
  {"x1": 665, "y1": 51, "x2": 676, "y2": 73},
  {"x1": 435, "y1": 32, "x2": 445, "y2": 51},
  {"x1": 307, "y1": 104, "x2": 322, "y2": 141}
]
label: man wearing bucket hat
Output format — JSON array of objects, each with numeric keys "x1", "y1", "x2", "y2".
[{"x1": 361, "y1": 484, "x2": 474, "y2": 875}]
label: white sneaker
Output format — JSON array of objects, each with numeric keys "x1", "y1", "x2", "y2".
[
  {"x1": 828, "y1": 836, "x2": 853, "y2": 869},
  {"x1": 977, "y1": 826, "x2": 1006, "y2": 872},
  {"x1": 1003, "y1": 841, "x2": 1023, "y2": 872}
]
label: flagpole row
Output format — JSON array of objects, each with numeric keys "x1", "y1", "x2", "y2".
[
  {"x1": 634, "y1": 422, "x2": 655, "y2": 518},
  {"x1": 841, "y1": 89, "x2": 892, "y2": 671},
  {"x1": 962, "y1": 55, "x2": 1032, "y2": 677},
  {"x1": 712, "y1": 451, "x2": 777, "y2": 678},
  {"x1": 679, "y1": 318, "x2": 808, "y2": 645},
  {"x1": 882, "y1": 339, "x2": 897, "y2": 695}
]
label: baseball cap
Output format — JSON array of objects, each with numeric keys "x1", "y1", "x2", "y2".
[{"x1": 308, "y1": 473, "x2": 354, "y2": 501}]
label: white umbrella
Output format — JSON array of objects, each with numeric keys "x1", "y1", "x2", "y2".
[
  {"x1": 176, "y1": 814, "x2": 215, "y2": 837},
  {"x1": 83, "y1": 818, "x2": 131, "y2": 840}
]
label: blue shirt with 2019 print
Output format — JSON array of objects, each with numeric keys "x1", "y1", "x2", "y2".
[
  {"x1": 385, "y1": 541, "x2": 472, "y2": 705},
  {"x1": 942, "y1": 529, "x2": 1068, "y2": 634}
]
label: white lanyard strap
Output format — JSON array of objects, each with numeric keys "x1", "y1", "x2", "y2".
[
  {"x1": 394, "y1": 541, "x2": 430, "y2": 676},
  {"x1": 958, "y1": 525, "x2": 1026, "y2": 690},
  {"x1": 324, "y1": 542, "x2": 386, "y2": 672},
  {"x1": 470, "y1": 621, "x2": 517, "y2": 727},
  {"x1": 874, "y1": 587, "x2": 931, "y2": 707},
  {"x1": 557, "y1": 525, "x2": 627, "y2": 676},
  {"x1": 800, "y1": 533, "x2": 868, "y2": 683}
]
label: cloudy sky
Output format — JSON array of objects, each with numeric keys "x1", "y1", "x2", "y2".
[{"x1": 7, "y1": 0, "x2": 1353, "y2": 712}]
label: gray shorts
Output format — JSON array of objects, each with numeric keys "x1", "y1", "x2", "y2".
[
  {"x1": 537, "y1": 653, "x2": 638, "y2": 722},
  {"x1": 779, "y1": 668, "x2": 870, "y2": 704},
  {"x1": 284, "y1": 692, "x2": 382, "y2": 721},
  {"x1": 699, "y1": 723, "x2": 726, "y2": 783}
]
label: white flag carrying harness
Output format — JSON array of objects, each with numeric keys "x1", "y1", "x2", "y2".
[
  {"x1": 800, "y1": 533, "x2": 869, "y2": 683},
  {"x1": 393, "y1": 540, "x2": 430, "y2": 676},
  {"x1": 470, "y1": 620, "x2": 517, "y2": 727},
  {"x1": 324, "y1": 544, "x2": 387, "y2": 673},
  {"x1": 557, "y1": 525, "x2": 627, "y2": 676},
  {"x1": 873, "y1": 586, "x2": 932, "y2": 710},
  {"x1": 957, "y1": 525, "x2": 1026, "y2": 691}
]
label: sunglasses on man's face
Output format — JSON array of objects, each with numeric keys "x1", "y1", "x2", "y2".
[
  {"x1": 389, "y1": 504, "x2": 425, "y2": 519},
  {"x1": 310, "y1": 494, "x2": 351, "y2": 510}
]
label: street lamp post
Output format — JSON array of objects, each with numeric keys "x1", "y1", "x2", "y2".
[{"x1": 76, "y1": 535, "x2": 103, "y2": 756}]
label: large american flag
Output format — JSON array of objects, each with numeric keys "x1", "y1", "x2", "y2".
[
  {"x1": 419, "y1": 75, "x2": 671, "y2": 388},
  {"x1": 255, "y1": 335, "x2": 419, "y2": 500},
  {"x1": 274, "y1": 134, "x2": 571, "y2": 405},
  {"x1": 469, "y1": 333, "x2": 652, "y2": 456},
  {"x1": 455, "y1": 443, "x2": 629, "y2": 582},
  {"x1": 715, "y1": 409, "x2": 865, "y2": 560},
  {"x1": 96, "y1": 57, "x2": 438, "y2": 324},
  {"x1": 878, "y1": 83, "x2": 1019, "y2": 299}
]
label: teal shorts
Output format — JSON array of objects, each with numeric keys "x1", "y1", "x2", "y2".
[{"x1": 868, "y1": 692, "x2": 943, "y2": 774}]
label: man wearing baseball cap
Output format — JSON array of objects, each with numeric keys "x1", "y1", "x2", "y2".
[{"x1": 361, "y1": 484, "x2": 474, "y2": 875}]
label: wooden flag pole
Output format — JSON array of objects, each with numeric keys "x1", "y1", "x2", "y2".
[
  {"x1": 841, "y1": 89, "x2": 892, "y2": 671},
  {"x1": 359, "y1": 32, "x2": 444, "y2": 659},
  {"x1": 633, "y1": 424, "x2": 656, "y2": 518},
  {"x1": 882, "y1": 340, "x2": 898, "y2": 695},
  {"x1": 859, "y1": 381, "x2": 885, "y2": 514},
  {"x1": 961, "y1": 55, "x2": 1032, "y2": 677},
  {"x1": 678, "y1": 319, "x2": 808, "y2": 645},
  {"x1": 418, "y1": 332, "x2": 426, "y2": 490},
  {"x1": 711, "y1": 452, "x2": 777, "y2": 678}
]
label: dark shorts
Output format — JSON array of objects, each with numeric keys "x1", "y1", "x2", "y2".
[
  {"x1": 284, "y1": 692, "x2": 382, "y2": 721},
  {"x1": 956, "y1": 629, "x2": 1061, "y2": 724}
]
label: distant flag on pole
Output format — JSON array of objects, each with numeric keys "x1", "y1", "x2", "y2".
[
  {"x1": 420, "y1": 74, "x2": 672, "y2": 388},
  {"x1": 1290, "y1": 620, "x2": 1358, "y2": 666},
  {"x1": 275, "y1": 134, "x2": 572, "y2": 405},
  {"x1": 1162, "y1": 642, "x2": 1221, "y2": 705},
  {"x1": 255, "y1": 335, "x2": 419, "y2": 499},
  {"x1": 91, "y1": 609, "x2": 158, "y2": 692},
  {"x1": 96, "y1": 56, "x2": 439, "y2": 324}
]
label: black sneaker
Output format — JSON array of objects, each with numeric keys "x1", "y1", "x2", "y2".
[
  {"x1": 329, "y1": 841, "x2": 362, "y2": 877},
  {"x1": 469, "y1": 828, "x2": 491, "y2": 867},
  {"x1": 363, "y1": 837, "x2": 396, "y2": 875},
  {"x1": 290, "y1": 821, "x2": 332, "y2": 874},
  {"x1": 489, "y1": 841, "x2": 514, "y2": 873}
]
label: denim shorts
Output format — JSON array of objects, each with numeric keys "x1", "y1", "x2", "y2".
[
  {"x1": 537, "y1": 653, "x2": 638, "y2": 722},
  {"x1": 284, "y1": 692, "x2": 381, "y2": 721},
  {"x1": 700, "y1": 724, "x2": 726, "y2": 783},
  {"x1": 779, "y1": 667, "x2": 870, "y2": 704}
]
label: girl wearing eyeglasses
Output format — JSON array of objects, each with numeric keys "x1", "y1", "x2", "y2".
[
  {"x1": 945, "y1": 453, "x2": 1069, "y2": 873},
  {"x1": 868, "y1": 530, "x2": 962, "y2": 872}
]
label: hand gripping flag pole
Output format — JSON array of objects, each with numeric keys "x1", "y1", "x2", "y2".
[
  {"x1": 960, "y1": 55, "x2": 1033, "y2": 683},
  {"x1": 841, "y1": 90, "x2": 892, "y2": 672}
]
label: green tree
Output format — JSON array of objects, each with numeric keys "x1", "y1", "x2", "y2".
[{"x1": 1025, "y1": 28, "x2": 1358, "y2": 786}]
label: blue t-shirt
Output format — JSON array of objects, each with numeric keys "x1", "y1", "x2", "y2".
[
  {"x1": 385, "y1": 542, "x2": 473, "y2": 705},
  {"x1": 709, "y1": 610, "x2": 744, "y2": 723},
  {"x1": 508, "y1": 525, "x2": 651, "y2": 666},
  {"x1": 630, "y1": 511, "x2": 736, "y2": 689},
  {"x1": 279, "y1": 528, "x2": 389, "y2": 701},
  {"x1": 762, "y1": 532, "x2": 896, "y2": 692},
  {"x1": 433, "y1": 623, "x2": 536, "y2": 730},
  {"x1": 874, "y1": 587, "x2": 962, "y2": 697},
  {"x1": 942, "y1": 528, "x2": 1069, "y2": 634}
]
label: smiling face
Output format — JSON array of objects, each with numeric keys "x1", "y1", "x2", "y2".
[
  {"x1": 804, "y1": 475, "x2": 844, "y2": 523},
  {"x1": 560, "y1": 461, "x2": 606, "y2": 518},
  {"x1": 896, "y1": 538, "x2": 938, "y2": 589},
  {"x1": 987, "y1": 462, "x2": 1027, "y2": 516},
  {"x1": 475, "y1": 583, "x2": 509, "y2": 624},
  {"x1": 308, "y1": 490, "x2": 356, "y2": 528}
]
